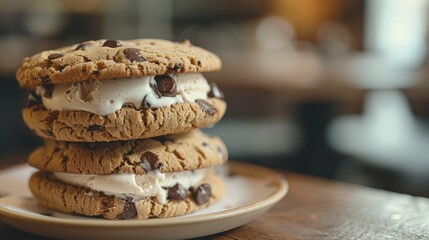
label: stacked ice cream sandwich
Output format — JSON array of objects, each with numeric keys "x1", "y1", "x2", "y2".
[{"x1": 16, "y1": 39, "x2": 227, "y2": 219}]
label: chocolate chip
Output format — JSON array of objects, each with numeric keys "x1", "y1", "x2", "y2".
[
  {"x1": 150, "y1": 83, "x2": 161, "y2": 98},
  {"x1": 123, "y1": 48, "x2": 146, "y2": 62},
  {"x1": 57, "y1": 65, "x2": 67, "y2": 72},
  {"x1": 192, "y1": 183, "x2": 211, "y2": 205},
  {"x1": 122, "y1": 102, "x2": 136, "y2": 108},
  {"x1": 167, "y1": 183, "x2": 187, "y2": 200},
  {"x1": 75, "y1": 42, "x2": 92, "y2": 51},
  {"x1": 48, "y1": 53, "x2": 63, "y2": 61},
  {"x1": 102, "y1": 39, "x2": 122, "y2": 48},
  {"x1": 117, "y1": 200, "x2": 137, "y2": 220},
  {"x1": 196, "y1": 99, "x2": 217, "y2": 116},
  {"x1": 208, "y1": 82, "x2": 224, "y2": 99},
  {"x1": 88, "y1": 125, "x2": 105, "y2": 131},
  {"x1": 42, "y1": 84, "x2": 55, "y2": 98},
  {"x1": 44, "y1": 111, "x2": 59, "y2": 125},
  {"x1": 166, "y1": 64, "x2": 183, "y2": 74},
  {"x1": 139, "y1": 152, "x2": 163, "y2": 172},
  {"x1": 26, "y1": 92, "x2": 42, "y2": 107},
  {"x1": 39, "y1": 76, "x2": 50, "y2": 84},
  {"x1": 153, "y1": 75, "x2": 177, "y2": 97},
  {"x1": 202, "y1": 142, "x2": 208, "y2": 147},
  {"x1": 141, "y1": 96, "x2": 151, "y2": 109}
]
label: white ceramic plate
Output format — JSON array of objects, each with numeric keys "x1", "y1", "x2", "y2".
[{"x1": 0, "y1": 161, "x2": 287, "y2": 240}]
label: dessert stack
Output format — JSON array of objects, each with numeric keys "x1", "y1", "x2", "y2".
[{"x1": 16, "y1": 39, "x2": 227, "y2": 219}]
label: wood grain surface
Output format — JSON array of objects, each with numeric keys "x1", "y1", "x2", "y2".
[
  {"x1": 1, "y1": 161, "x2": 429, "y2": 240},
  {"x1": 202, "y1": 173, "x2": 429, "y2": 240}
]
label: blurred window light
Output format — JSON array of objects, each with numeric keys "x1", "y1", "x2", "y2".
[
  {"x1": 328, "y1": 90, "x2": 429, "y2": 174},
  {"x1": 365, "y1": 0, "x2": 429, "y2": 68},
  {"x1": 364, "y1": 91, "x2": 416, "y2": 147},
  {"x1": 256, "y1": 16, "x2": 294, "y2": 51}
]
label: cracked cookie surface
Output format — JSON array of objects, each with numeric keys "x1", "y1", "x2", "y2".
[
  {"x1": 23, "y1": 98, "x2": 226, "y2": 142},
  {"x1": 29, "y1": 170, "x2": 224, "y2": 219},
  {"x1": 29, "y1": 129, "x2": 228, "y2": 174},
  {"x1": 16, "y1": 39, "x2": 221, "y2": 88}
]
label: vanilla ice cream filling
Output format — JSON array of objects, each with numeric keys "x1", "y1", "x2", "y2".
[
  {"x1": 53, "y1": 169, "x2": 208, "y2": 204},
  {"x1": 35, "y1": 73, "x2": 211, "y2": 115}
]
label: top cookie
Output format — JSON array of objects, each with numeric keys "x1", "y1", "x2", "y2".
[{"x1": 16, "y1": 39, "x2": 221, "y2": 88}]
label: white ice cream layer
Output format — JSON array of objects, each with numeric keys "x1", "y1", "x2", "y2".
[
  {"x1": 53, "y1": 169, "x2": 207, "y2": 204},
  {"x1": 35, "y1": 73, "x2": 210, "y2": 115}
]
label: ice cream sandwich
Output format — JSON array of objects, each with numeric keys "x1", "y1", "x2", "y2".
[
  {"x1": 17, "y1": 39, "x2": 226, "y2": 142},
  {"x1": 28, "y1": 130, "x2": 227, "y2": 219}
]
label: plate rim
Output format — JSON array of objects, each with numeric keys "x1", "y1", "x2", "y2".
[{"x1": 0, "y1": 161, "x2": 288, "y2": 228}]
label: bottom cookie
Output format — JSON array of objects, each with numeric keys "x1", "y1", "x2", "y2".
[{"x1": 29, "y1": 170, "x2": 224, "y2": 220}]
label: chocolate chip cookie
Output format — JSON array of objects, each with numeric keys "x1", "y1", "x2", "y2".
[
  {"x1": 17, "y1": 39, "x2": 226, "y2": 142},
  {"x1": 16, "y1": 39, "x2": 221, "y2": 88},
  {"x1": 28, "y1": 130, "x2": 227, "y2": 219}
]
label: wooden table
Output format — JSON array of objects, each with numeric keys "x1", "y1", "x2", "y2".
[
  {"x1": 1, "y1": 166, "x2": 428, "y2": 240},
  {"x1": 206, "y1": 173, "x2": 429, "y2": 240}
]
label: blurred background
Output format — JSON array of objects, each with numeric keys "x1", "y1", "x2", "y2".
[{"x1": 1, "y1": 0, "x2": 429, "y2": 197}]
